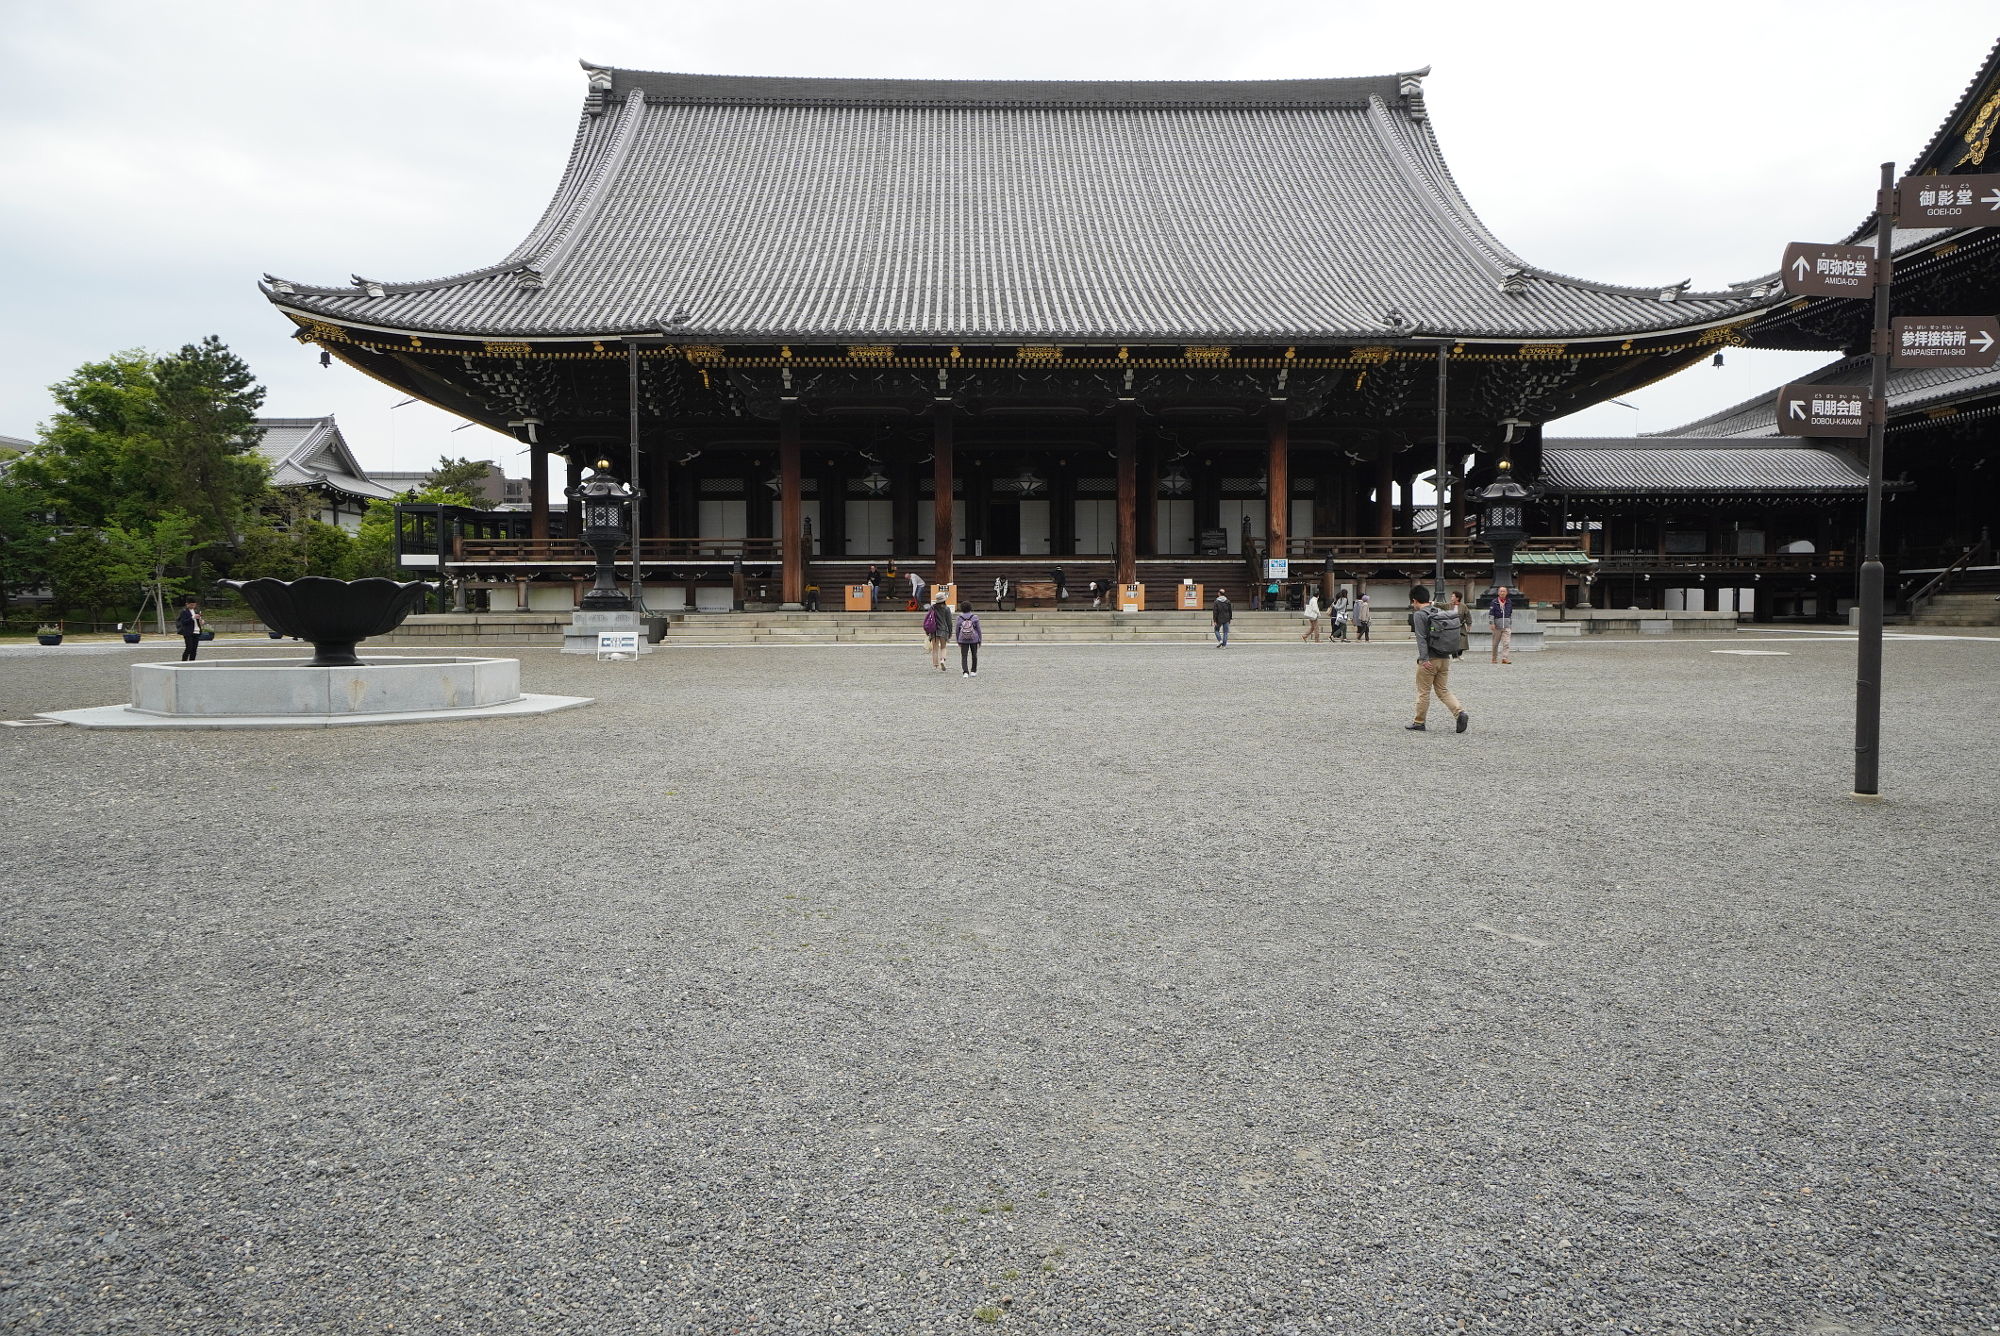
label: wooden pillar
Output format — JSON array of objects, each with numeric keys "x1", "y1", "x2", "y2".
[
  {"x1": 780, "y1": 401, "x2": 804, "y2": 607},
  {"x1": 932, "y1": 401, "x2": 955, "y2": 584},
  {"x1": 530, "y1": 449, "x2": 550, "y2": 541},
  {"x1": 565, "y1": 453, "x2": 583, "y2": 540},
  {"x1": 1374, "y1": 451, "x2": 1395, "y2": 538},
  {"x1": 646, "y1": 449, "x2": 669, "y2": 542},
  {"x1": 1115, "y1": 401, "x2": 1138, "y2": 587},
  {"x1": 1139, "y1": 443, "x2": 1158, "y2": 556},
  {"x1": 1266, "y1": 402, "x2": 1289, "y2": 559}
]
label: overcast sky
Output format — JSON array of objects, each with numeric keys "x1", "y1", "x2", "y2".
[{"x1": 2, "y1": 1, "x2": 1993, "y2": 475}]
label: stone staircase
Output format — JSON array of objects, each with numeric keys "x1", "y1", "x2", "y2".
[
  {"x1": 1909, "y1": 591, "x2": 2000, "y2": 627},
  {"x1": 658, "y1": 609, "x2": 1415, "y2": 645}
]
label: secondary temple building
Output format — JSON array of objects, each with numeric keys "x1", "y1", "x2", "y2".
[{"x1": 262, "y1": 55, "x2": 1998, "y2": 617}]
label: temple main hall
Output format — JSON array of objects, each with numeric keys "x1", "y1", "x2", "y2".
[{"x1": 262, "y1": 56, "x2": 1999, "y2": 617}]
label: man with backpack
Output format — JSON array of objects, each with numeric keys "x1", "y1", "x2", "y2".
[{"x1": 1406, "y1": 586, "x2": 1469, "y2": 733}]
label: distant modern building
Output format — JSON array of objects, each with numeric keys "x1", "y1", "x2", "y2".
[
  {"x1": 368, "y1": 460, "x2": 539, "y2": 510},
  {"x1": 253, "y1": 416, "x2": 398, "y2": 530}
]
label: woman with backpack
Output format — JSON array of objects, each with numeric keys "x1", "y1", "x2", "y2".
[
  {"x1": 954, "y1": 600, "x2": 982, "y2": 676},
  {"x1": 923, "y1": 593, "x2": 953, "y2": 671}
]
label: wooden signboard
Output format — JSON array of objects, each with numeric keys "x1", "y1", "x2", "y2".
[
  {"x1": 1177, "y1": 583, "x2": 1204, "y2": 610},
  {"x1": 1120, "y1": 583, "x2": 1146, "y2": 612},
  {"x1": 844, "y1": 583, "x2": 873, "y2": 610}
]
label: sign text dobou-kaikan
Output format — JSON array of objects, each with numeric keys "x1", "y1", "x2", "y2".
[{"x1": 1775, "y1": 385, "x2": 1871, "y2": 438}]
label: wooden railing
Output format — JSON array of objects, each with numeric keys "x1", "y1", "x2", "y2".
[
  {"x1": 1594, "y1": 552, "x2": 1847, "y2": 574},
  {"x1": 455, "y1": 537, "x2": 782, "y2": 563},
  {"x1": 1284, "y1": 536, "x2": 1577, "y2": 561},
  {"x1": 1902, "y1": 539, "x2": 1990, "y2": 613}
]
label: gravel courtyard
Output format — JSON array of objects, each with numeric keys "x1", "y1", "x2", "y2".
[{"x1": 2, "y1": 633, "x2": 1995, "y2": 1335}]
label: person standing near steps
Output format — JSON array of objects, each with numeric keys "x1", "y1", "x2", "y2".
[
  {"x1": 923, "y1": 592, "x2": 953, "y2": 671},
  {"x1": 955, "y1": 601, "x2": 983, "y2": 677},
  {"x1": 1488, "y1": 584, "x2": 1515, "y2": 664},
  {"x1": 1212, "y1": 589, "x2": 1232, "y2": 648},
  {"x1": 1406, "y1": 586, "x2": 1469, "y2": 734}
]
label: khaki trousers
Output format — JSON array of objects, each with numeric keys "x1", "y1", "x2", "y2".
[
  {"x1": 1414, "y1": 659, "x2": 1464, "y2": 724},
  {"x1": 1491, "y1": 623, "x2": 1513, "y2": 661}
]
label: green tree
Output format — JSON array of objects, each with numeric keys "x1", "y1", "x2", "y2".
[
  {"x1": 149, "y1": 336, "x2": 268, "y2": 547},
  {"x1": 47, "y1": 531, "x2": 118, "y2": 620},
  {"x1": 351, "y1": 484, "x2": 468, "y2": 579},
  {"x1": 0, "y1": 476, "x2": 55, "y2": 616},
  {"x1": 13, "y1": 351, "x2": 161, "y2": 530},
  {"x1": 16, "y1": 339, "x2": 269, "y2": 554},
  {"x1": 103, "y1": 510, "x2": 202, "y2": 626},
  {"x1": 426, "y1": 456, "x2": 493, "y2": 503}
]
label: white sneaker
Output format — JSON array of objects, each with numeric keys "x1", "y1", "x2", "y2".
[
  {"x1": 962, "y1": 671, "x2": 970, "y2": 677},
  {"x1": 970, "y1": 670, "x2": 977, "y2": 676}
]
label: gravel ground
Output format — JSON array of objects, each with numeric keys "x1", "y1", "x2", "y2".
[{"x1": 1, "y1": 635, "x2": 1995, "y2": 1335}]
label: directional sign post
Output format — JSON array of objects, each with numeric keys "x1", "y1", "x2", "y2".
[
  {"x1": 1890, "y1": 315, "x2": 2000, "y2": 368},
  {"x1": 1895, "y1": 174, "x2": 2000, "y2": 227},
  {"x1": 1774, "y1": 385, "x2": 1872, "y2": 438},
  {"x1": 1781, "y1": 242, "x2": 1877, "y2": 298}
]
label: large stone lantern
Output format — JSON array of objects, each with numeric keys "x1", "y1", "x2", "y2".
[
  {"x1": 1477, "y1": 461, "x2": 1530, "y2": 599},
  {"x1": 573, "y1": 459, "x2": 633, "y2": 611}
]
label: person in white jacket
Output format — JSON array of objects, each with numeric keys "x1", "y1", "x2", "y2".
[{"x1": 1301, "y1": 592, "x2": 1323, "y2": 642}]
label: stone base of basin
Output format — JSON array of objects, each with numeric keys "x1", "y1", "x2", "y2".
[{"x1": 37, "y1": 656, "x2": 592, "y2": 730}]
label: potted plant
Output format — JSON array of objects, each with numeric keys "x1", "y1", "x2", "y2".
[
  {"x1": 119, "y1": 622, "x2": 141, "y2": 644},
  {"x1": 36, "y1": 623, "x2": 63, "y2": 646}
]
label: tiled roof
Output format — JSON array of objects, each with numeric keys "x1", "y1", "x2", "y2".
[
  {"x1": 1667, "y1": 358, "x2": 2000, "y2": 439},
  {"x1": 1539, "y1": 438, "x2": 1869, "y2": 493},
  {"x1": 264, "y1": 66, "x2": 1780, "y2": 343},
  {"x1": 251, "y1": 416, "x2": 399, "y2": 502},
  {"x1": 1513, "y1": 549, "x2": 1594, "y2": 566}
]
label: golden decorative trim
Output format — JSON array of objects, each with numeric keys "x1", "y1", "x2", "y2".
[
  {"x1": 845, "y1": 345, "x2": 894, "y2": 360},
  {"x1": 409, "y1": 337, "x2": 423, "y2": 348},
  {"x1": 305, "y1": 320, "x2": 349, "y2": 343},
  {"x1": 1183, "y1": 345, "x2": 1232, "y2": 361},
  {"x1": 1350, "y1": 346, "x2": 1396, "y2": 365},
  {"x1": 1016, "y1": 345, "x2": 1063, "y2": 362},
  {"x1": 1697, "y1": 322, "x2": 1750, "y2": 348},
  {"x1": 1963, "y1": 88, "x2": 2000, "y2": 167},
  {"x1": 1925, "y1": 406, "x2": 1960, "y2": 420},
  {"x1": 483, "y1": 341, "x2": 532, "y2": 356},
  {"x1": 683, "y1": 345, "x2": 725, "y2": 363},
  {"x1": 1519, "y1": 343, "x2": 1568, "y2": 360}
]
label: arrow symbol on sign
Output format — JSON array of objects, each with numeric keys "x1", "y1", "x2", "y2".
[
  {"x1": 1984, "y1": 189, "x2": 2000, "y2": 211},
  {"x1": 1789, "y1": 400, "x2": 1807, "y2": 419},
  {"x1": 1974, "y1": 331, "x2": 1996, "y2": 352},
  {"x1": 1791, "y1": 256, "x2": 1811, "y2": 280}
]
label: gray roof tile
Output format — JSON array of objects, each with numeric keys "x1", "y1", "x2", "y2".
[
  {"x1": 1540, "y1": 438, "x2": 1869, "y2": 493},
  {"x1": 1667, "y1": 358, "x2": 2000, "y2": 438},
  {"x1": 267, "y1": 67, "x2": 1778, "y2": 343}
]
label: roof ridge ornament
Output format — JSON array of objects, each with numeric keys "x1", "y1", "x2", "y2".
[
  {"x1": 1397, "y1": 66, "x2": 1430, "y2": 122},
  {"x1": 581, "y1": 59, "x2": 615, "y2": 115},
  {"x1": 1657, "y1": 279, "x2": 1692, "y2": 302},
  {"x1": 350, "y1": 275, "x2": 385, "y2": 298},
  {"x1": 1498, "y1": 266, "x2": 1530, "y2": 296}
]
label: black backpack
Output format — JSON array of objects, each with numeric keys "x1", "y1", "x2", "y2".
[{"x1": 1424, "y1": 606, "x2": 1465, "y2": 657}]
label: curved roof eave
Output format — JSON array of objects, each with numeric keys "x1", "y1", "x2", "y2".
[{"x1": 264, "y1": 63, "x2": 1784, "y2": 342}]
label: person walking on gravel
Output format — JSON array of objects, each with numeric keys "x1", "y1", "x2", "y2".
[
  {"x1": 1301, "y1": 591, "x2": 1323, "y2": 642},
  {"x1": 1331, "y1": 586, "x2": 1353, "y2": 642},
  {"x1": 1212, "y1": 590, "x2": 1233, "y2": 648},
  {"x1": 923, "y1": 592, "x2": 953, "y2": 671},
  {"x1": 1406, "y1": 586, "x2": 1468, "y2": 733},
  {"x1": 1488, "y1": 584, "x2": 1515, "y2": 664},
  {"x1": 955, "y1": 601, "x2": 983, "y2": 676},
  {"x1": 1353, "y1": 593, "x2": 1371, "y2": 642},
  {"x1": 175, "y1": 595, "x2": 205, "y2": 661}
]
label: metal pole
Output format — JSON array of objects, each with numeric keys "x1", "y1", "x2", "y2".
[
  {"x1": 1435, "y1": 341, "x2": 1449, "y2": 597},
  {"x1": 1853, "y1": 162, "x2": 1895, "y2": 797},
  {"x1": 627, "y1": 342, "x2": 651, "y2": 614}
]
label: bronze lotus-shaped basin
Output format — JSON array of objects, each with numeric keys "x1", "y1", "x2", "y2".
[{"x1": 223, "y1": 577, "x2": 431, "y2": 667}]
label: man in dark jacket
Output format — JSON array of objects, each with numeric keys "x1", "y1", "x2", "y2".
[
  {"x1": 1407, "y1": 586, "x2": 1467, "y2": 733},
  {"x1": 174, "y1": 595, "x2": 204, "y2": 661},
  {"x1": 1212, "y1": 590, "x2": 1233, "y2": 648}
]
